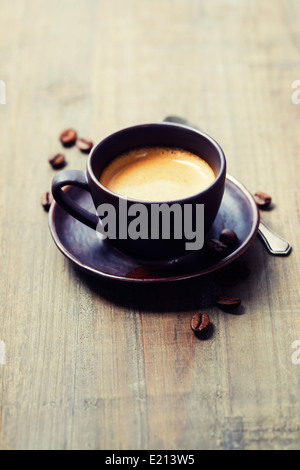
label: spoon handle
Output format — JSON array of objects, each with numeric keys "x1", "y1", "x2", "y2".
[
  {"x1": 258, "y1": 220, "x2": 292, "y2": 255},
  {"x1": 163, "y1": 115, "x2": 292, "y2": 256}
]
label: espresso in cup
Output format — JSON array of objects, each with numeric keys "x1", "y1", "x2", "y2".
[
  {"x1": 52, "y1": 123, "x2": 226, "y2": 259},
  {"x1": 99, "y1": 146, "x2": 216, "y2": 202}
]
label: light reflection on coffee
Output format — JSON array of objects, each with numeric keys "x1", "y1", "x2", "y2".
[{"x1": 99, "y1": 146, "x2": 215, "y2": 202}]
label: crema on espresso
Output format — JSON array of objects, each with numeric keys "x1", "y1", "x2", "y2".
[{"x1": 100, "y1": 146, "x2": 215, "y2": 202}]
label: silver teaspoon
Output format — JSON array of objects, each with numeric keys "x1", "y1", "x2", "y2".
[{"x1": 162, "y1": 115, "x2": 292, "y2": 256}]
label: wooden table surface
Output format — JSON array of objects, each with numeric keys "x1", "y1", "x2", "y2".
[{"x1": 0, "y1": 0, "x2": 300, "y2": 451}]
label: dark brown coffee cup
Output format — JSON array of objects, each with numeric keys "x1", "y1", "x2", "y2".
[{"x1": 52, "y1": 122, "x2": 226, "y2": 259}]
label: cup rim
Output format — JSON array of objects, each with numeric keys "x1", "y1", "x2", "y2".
[{"x1": 87, "y1": 122, "x2": 226, "y2": 204}]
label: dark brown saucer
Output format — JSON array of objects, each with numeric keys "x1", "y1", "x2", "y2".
[{"x1": 48, "y1": 175, "x2": 260, "y2": 283}]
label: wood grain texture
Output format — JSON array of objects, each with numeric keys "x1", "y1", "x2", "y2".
[{"x1": 0, "y1": 0, "x2": 300, "y2": 450}]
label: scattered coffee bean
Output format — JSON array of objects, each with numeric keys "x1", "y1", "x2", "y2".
[
  {"x1": 126, "y1": 265, "x2": 157, "y2": 279},
  {"x1": 191, "y1": 313, "x2": 210, "y2": 333},
  {"x1": 59, "y1": 128, "x2": 77, "y2": 147},
  {"x1": 219, "y1": 228, "x2": 238, "y2": 247},
  {"x1": 49, "y1": 153, "x2": 66, "y2": 169},
  {"x1": 216, "y1": 294, "x2": 241, "y2": 309},
  {"x1": 41, "y1": 191, "x2": 53, "y2": 212},
  {"x1": 205, "y1": 238, "x2": 228, "y2": 254},
  {"x1": 76, "y1": 138, "x2": 94, "y2": 153},
  {"x1": 254, "y1": 191, "x2": 272, "y2": 208}
]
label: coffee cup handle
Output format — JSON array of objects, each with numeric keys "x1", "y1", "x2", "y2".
[{"x1": 52, "y1": 170, "x2": 99, "y2": 230}]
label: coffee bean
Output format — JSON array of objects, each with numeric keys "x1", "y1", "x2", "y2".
[
  {"x1": 49, "y1": 153, "x2": 66, "y2": 169},
  {"x1": 41, "y1": 191, "x2": 53, "y2": 212},
  {"x1": 191, "y1": 313, "x2": 210, "y2": 333},
  {"x1": 216, "y1": 295, "x2": 241, "y2": 309},
  {"x1": 59, "y1": 129, "x2": 77, "y2": 147},
  {"x1": 76, "y1": 138, "x2": 94, "y2": 153},
  {"x1": 254, "y1": 191, "x2": 272, "y2": 208},
  {"x1": 219, "y1": 228, "x2": 238, "y2": 247},
  {"x1": 205, "y1": 238, "x2": 228, "y2": 254},
  {"x1": 126, "y1": 265, "x2": 156, "y2": 279}
]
